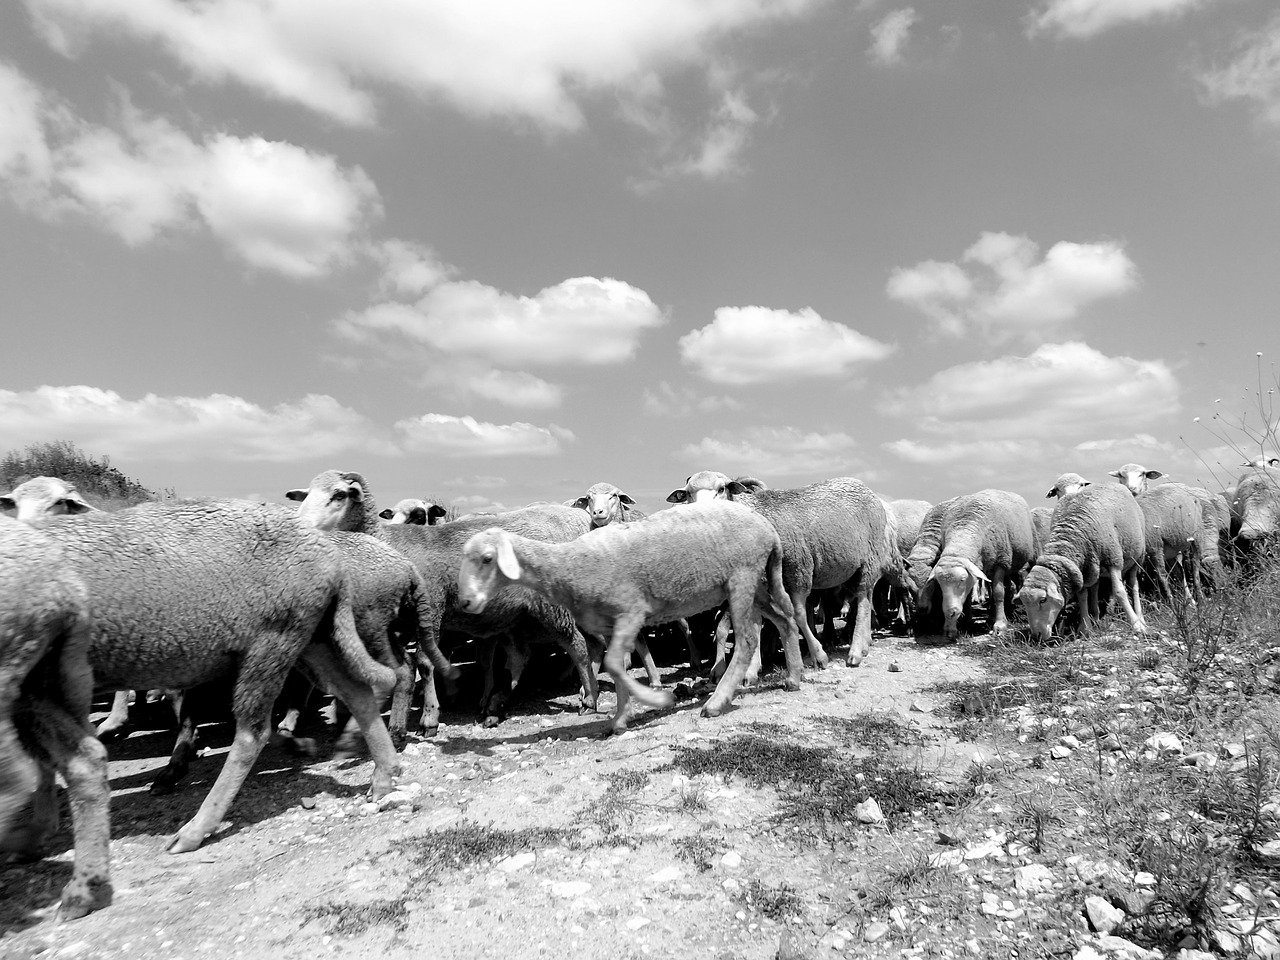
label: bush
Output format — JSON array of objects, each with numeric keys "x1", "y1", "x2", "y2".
[{"x1": 0, "y1": 440, "x2": 168, "y2": 510}]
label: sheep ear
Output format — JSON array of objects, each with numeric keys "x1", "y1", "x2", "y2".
[
  {"x1": 0, "y1": 496, "x2": 14, "y2": 511},
  {"x1": 570, "y1": 496, "x2": 590, "y2": 509},
  {"x1": 736, "y1": 477, "x2": 767, "y2": 492},
  {"x1": 1144, "y1": 470, "x2": 1163, "y2": 480},
  {"x1": 618, "y1": 494, "x2": 635, "y2": 506},
  {"x1": 1107, "y1": 470, "x2": 1124, "y2": 480},
  {"x1": 378, "y1": 508, "x2": 394, "y2": 520},
  {"x1": 1081, "y1": 480, "x2": 1091, "y2": 488},
  {"x1": 345, "y1": 481, "x2": 364, "y2": 501},
  {"x1": 666, "y1": 490, "x2": 689, "y2": 504},
  {"x1": 427, "y1": 505, "x2": 447, "y2": 523},
  {"x1": 1045, "y1": 488, "x2": 1058, "y2": 499},
  {"x1": 285, "y1": 488, "x2": 308, "y2": 502},
  {"x1": 964, "y1": 559, "x2": 990, "y2": 583},
  {"x1": 64, "y1": 496, "x2": 94, "y2": 514},
  {"x1": 407, "y1": 506, "x2": 427, "y2": 525},
  {"x1": 494, "y1": 534, "x2": 521, "y2": 580}
]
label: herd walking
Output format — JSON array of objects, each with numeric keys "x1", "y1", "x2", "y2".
[{"x1": 1, "y1": 457, "x2": 1277, "y2": 921}]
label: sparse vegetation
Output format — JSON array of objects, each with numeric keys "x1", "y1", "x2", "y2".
[
  {"x1": 743, "y1": 878, "x2": 803, "y2": 921},
  {"x1": 300, "y1": 897, "x2": 411, "y2": 937},
  {"x1": 0, "y1": 440, "x2": 169, "y2": 509},
  {"x1": 395, "y1": 823, "x2": 574, "y2": 883}
]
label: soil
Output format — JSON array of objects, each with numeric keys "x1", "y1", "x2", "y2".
[{"x1": 1, "y1": 631, "x2": 993, "y2": 960}]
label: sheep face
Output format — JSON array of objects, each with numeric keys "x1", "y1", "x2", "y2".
[
  {"x1": 286, "y1": 472, "x2": 366, "y2": 531},
  {"x1": 1017, "y1": 581, "x2": 1064, "y2": 642},
  {"x1": 929, "y1": 559, "x2": 987, "y2": 639},
  {"x1": 378, "y1": 499, "x2": 446, "y2": 525},
  {"x1": 666, "y1": 471, "x2": 765, "y2": 504},
  {"x1": 572, "y1": 483, "x2": 634, "y2": 528},
  {"x1": 457, "y1": 529, "x2": 520, "y2": 614},
  {"x1": 1109, "y1": 464, "x2": 1162, "y2": 497},
  {"x1": 1233, "y1": 471, "x2": 1280, "y2": 543},
  {"x1": 0, "y1": 476, "x2": 96, "y2": 521},
  {"x1": 1046, "y1": 473, "x2": 1090, "y2": 499}
]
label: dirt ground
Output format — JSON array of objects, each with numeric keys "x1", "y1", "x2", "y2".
[{"x1": 1, "y1": 631, "x2": 992, "y2": 960}]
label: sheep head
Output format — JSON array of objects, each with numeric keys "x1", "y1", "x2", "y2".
[
  {"x1": 666, "y1": 471, "x2": 766, "y2": 504},
  {"x1": 458, "y1": 529, "x2": 522, "y2": 614},
  {"x1": 1046, "y1": 473, "x2": 1090, "y2": 499},
  {"x1": 1109, "y1": 463, "x2": 1162, "y2": 497},
  {"x1": 287, "y1": 469, "x2": 372, "y2": 531},
  {"x1": 572, "y1": 482, "x2": 635, "y2": 528},
  {"x1": 1016, "y1": 567, "x2": 1066, "y2": 642},
  {"x1": 0, "y1": 476, "x2": 97, "y2": 521},
  {"x1": 378, "y1": 498, "x2": 446, "y2": 525},
  {"x1": 928, "y1": 557, "x2": 988, "y2": 639}
]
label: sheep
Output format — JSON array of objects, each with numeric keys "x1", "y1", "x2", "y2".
[
  {"x1": 1016, "y1": 483, "x2": 1148, "y2": 641},
  {"x1": 457, "y1": 500, "x2": 802, "y2": 733},
  {"x1": 0, "y1": 520, "x2": 111, "y2": 919},
  {"x1": 567, "y1": 482, "x2": 645, "y2": 529},
  {"x1": 30, "y1": 498, "x2": 400, "y2": 853},
  {"x1": 1179, "y1": 485, "x2": 1232, "y2": 591},
  {"x1": 1134, "y1": 483, "x2": 1204, "y2": 604},
  {"x1": 1030, "y1": 507, "x2": 1054, "y2": 557},
  {"x1": 1046, "y1": 473, "x2": 1090, "y2": 499},
  {"x1": 1242, "y1": 455, "x2": 1280, "y2": 469},
  {"x1": 1, "y1": 475, "x2": 98, "y2": 520},
  {"x1": 1230, "y1": 463, "x2": 1280, "y2": 552},
  {"x1": 378, "y1": 498, "x2": 448, "y2": 525},
  {"x1": 666, "y1": 473, "x2": 897, "y2": 669},
  {"x1": 287, "y1": 471, "x2": 598, "y2": 728},
  {"x1": 902, "y1": 490, "x2": 1036, "y2": 640},
  {"x1": 1109, "y1": 463, "x2": 1163, "y2": 497}
]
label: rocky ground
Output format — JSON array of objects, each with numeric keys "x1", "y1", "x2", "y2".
[{"x1": 2, "y1": 624, "x2": 1278, "y2": 960}]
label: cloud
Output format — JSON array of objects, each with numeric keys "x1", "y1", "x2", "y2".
[
  {"x1": 0, "y1": 64, "x2": 380, "y2": 277},
  {"x1": 641, "y1": 381, "x2": 743, "y2": 417},
  {"x1": 26, "y1": 0, "x2": 823, "y2": 130},
  {"x1": 679, "y1": 426, "x2": 862, "y2": 478},
  {"x1": 1199, "y1": 14, "x2": 1280, "y2": 128},
  {"x1": 887, "y1": 232, "x2": 1137, "y2": 336},
  {"x1": 0, "y1": 385, "x2": 384, "y2": 461},
  {"x1": 661, "y1": 87, "x2": 760, "y2": 180},
  {"x1": 679, "y1": 306, "x2": 894, "y2": 385},
  {"x1": 868, "y1": 8, "x2": 917, "y2": 66},
  {"x1": 392, "y1": 414, "x2": 573, "y2": 457},
  {"x1": 879, "y1": 341, "x2": 1180, "y2": 451},
  {"x1": 463, "y1": 369, "x2": 565, "y2": 409},
  {"x1": 372, "y1": 239, "x2": 457, "y2": 297},
  {"x1": 1027, "y1": 0, "x2": 1216, "y2": 39}
]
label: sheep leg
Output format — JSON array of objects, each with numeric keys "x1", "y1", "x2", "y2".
[
  {"x1": 505, "y1": 638, "x2": 532, "y2": 694},
  {"x1": 764, "y1": 584, "x2": 803, "y2": 692},
  {"x1": 988, "y1": 568, "x2": 1010, "y2": 634},
  {"x1": 386, "y1": 654, "x2": 417, "y2": 746},
  {"x1": 702, "y1": 582, "x2": 764, "y2": 717},
  {"x1": 634, "y1": 637, "x2": 664, "y2": 688},
  {"x1": 413, "y1": 644, "x2": 441, "y2": 736},
  {"x1": 791, "y1": 588, "x2": 829, "y2": 670},
  {"x1": 1110, "y1": 566, "x2": 1147, "y2": 635},
  {"x1": 150, "y1": 691, "x2": 204, "y2": 795},
  {"x1": 301, "y1": 645, "x2": 399, "y2": 797},
  {"x1": 674, "y1": 618, "x2": 702, "y2": 672},
  {"x1": 559, "y1": 626, "x2": 599, "y2": 716},
  {"x1": 709, "y1": 610, "x2": 731, "y2": 683},
  {"x1": 0, "y1": 754, "x2": 57, "y2": 861},
  {"x1": 94, "y1": 689, "x2": 135, "y2": 742},
  {"x1": 844, "y1": 576, "x2": 875, "y2": 667},
  {"x1": 477, "y1": 640, "x2": 503, "y2": 724},
  {"x1": 602, "y1": 613, "x2": 674, "y2": 734}
]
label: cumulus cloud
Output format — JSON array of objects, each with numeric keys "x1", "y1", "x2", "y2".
[
  {"x1": 393, "y1": 414, "x2": 573, "y2": 457},
  {"x1": 372, "y1": 239, "x2": 457, "y2": 297},
  {"x1": 680, "y1": 426, "x2": 861, "y2": 478},
  {"x1": 641, "y1": 381, "x2": 743, "y2": 417},
  {"x1": 1199, "y1": 14, "x2": 1280, "y2": 128},
  {"x1": 679, "y1": 306, "x2": 893, "y2": 385},
  {"x1": 464, "y1": 370, "x2": 565, "y2": 409},
  {"x1": 0, "y1": 64, "x2": 380, "y2": 276},
  {"x1": 0, "y1": 385, "x2": 384, "y2": 461},
  {"x1": 887, "y1": 232, "x2": 1137, "y2": 336},
  {"x1": 868, "y1": 8, "x2": 917, "y2": 65},
  {"x1": 1027, "y1": 0, "x2": 1216, "y2": 39},
  {"x1": 879, "y1": 341, "x2": 1180, "y2": 457},
  {"x1": 25, "y1": 0, "x2": 821, "y2": 131}
]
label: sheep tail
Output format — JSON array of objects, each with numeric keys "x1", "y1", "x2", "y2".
[{"x1": 329, "y1": 590, "x2": 397, "y2": 696}]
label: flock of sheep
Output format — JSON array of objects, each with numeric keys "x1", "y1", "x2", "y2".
[{"x1": 1, "y1": 456, "x2": 1278, "y2": 924}]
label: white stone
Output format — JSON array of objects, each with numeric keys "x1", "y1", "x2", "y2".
[
  {"x1": 1145, "y1": 732, "x2": 1184, "y2": 755},
  {"x1": 1014, "y1": 864, "x2": 1055, "y2": 894},
  {"x1": 1095, "y1": 935, "x2": 1160, "y2": 960},
  {"x1": 855, "y1": 798, "x2": 885, "y2": 824},
  {"x1": 1085, "y1": 895, "x2": 1125, "y2": 933},
  {"x1": 498, "y1": 852, "x2": 536, "y2": 873},
  {"x1": 626, "y1": 917, "x2": 650, "y2": 931},
  {"x1": 719, "y1": 851, "x2": 742, "y2": 869},
  {"x1": 863, "y1": 921, "x2": 890, "y2": 942},
  {"x1": 647, "y1": 866, "x2": 682, "y2": 884},
  {"x1": 722, "y1": 878, "x2": 740, "y2": 894},
  {"x1": 551, "y1": 881, "x2": 592, "y2": 898}
]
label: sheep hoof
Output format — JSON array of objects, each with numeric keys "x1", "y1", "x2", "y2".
[
  {"x1": 783, "y1": 675, "x2": 802, "y2": 693},
  {"x1": 149, "y1": 776, "x2": 178, "y2": 797},
  {"x1": 56, "y1": 878, "x2": 112, "y2": 922},
  {"x1": 482, "y1": 715, "x2": 502, "y2": 729},
  {"x1": 700, "y1": 703, "x2": 723, "y2": 719},
  {"x1": 166, "y1": 829, "x2": 205, "y2": 854},
  {"x1": 95, "y1": 724, "x2": 128, "y2": 743}
]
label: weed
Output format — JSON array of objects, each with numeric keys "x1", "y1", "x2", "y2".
[
  {"x1": 1013, "y1": 788, "x2": 1064, "y2": 854},
  {"x1": 744, "y1": 878, "x2": 803, "y2": 921},
  {"x1": 582, "y1": 769, "x2": 651, "y2": 837},
  {"x1": 300, "y1": 897, "x2": 410, "y2": 937},
  {"x1": 395, "y1": 823, "x2": 572, "y2": 882},
  {"x1": 672, "y1": 833, "x2": 719, "y2": 872}
]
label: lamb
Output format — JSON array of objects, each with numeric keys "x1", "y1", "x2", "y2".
[
  {"x1": 1134, "y1": 483, "x2": 1204, "y2": 604},
  {"x1": 1, "y1": 475, "x2": 98, "y2": 520},
  {"x1": 1016, "y1": 483, "x2": 1148, "y2": 641},
  {"x1": 1109, "y1": 463, "x2": 1163, "y2": 497},
  {"x1": 378, "y1": 498, "x2": 448, "y2": 525},
  {"x1": 902, "y1": 490, "x2": 1036, "y2": 640},
  {"x1": 457, "y1": 500, "x2": 801, "y2": 733},
  {"x1": 1230, "y1": 463, "x2": 1280, "y2": 552},
  {"x1": 29, "y1": 499, "x2": 400, "y2": 853},
  {"x1": 287, "y1": 471, "x2": 598, "y2": 728},
  {"x1": 666, "y1": 473, "x2": 897, "y2": 669},
  {"x1": 1046, "y1": 473, "x2": 1090, "y2": 499},
  {"x1": 0, "y1": 520, "x2": 111, "y2": 919}
]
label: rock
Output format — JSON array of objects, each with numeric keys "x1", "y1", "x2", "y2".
[
  {"x1": 497, "y1": 852, "x2": 536, "y2": 873},
  {"x1": 722, "y1": 878, "x2": 741, "y2": 894},
  {"x1": 1259, "y1": 839, "x2": 1280, "y2": 859},
  {"x1": 376, "y1": 790, "x2": 414, "y2": 811},
  {"x1": 776, "y1": 929, "x2": 813, "y2": 960},
  {"x1": 720, "y1": 851, "x2": 742, "y2": 869},
  {"x1": 1144, "y1": 732, "x2": 1184, "y2": 756},
  {"x1": 1095, "y1": 934, "x2": 1160, "y2": 960},
  {"x1": 1051, "y1": 745, "x2": 1073, "y2": 760},
  {"x1": 888, "y1": 661, "x2": 901, "y2": 673},
  {"x1": 855, "y1": 798, "x2": 885, "y2": 824},
  {"x1": 863, "y1": 921, "x2": 890, "y2": 942},
  {"x1": 626, "y1": 917, "x2": 650, "y2": 931},
  {"x1": 937, "y1": 826, "x2": 966, "y2": 846},
  {"x1": 300, "y1": 797, "x2": 316, "y2": 810},
  {"x1": 1014, "y1": 864, "x2": 1055, "y2": 894},
  {"x1": 551, "y1": 881, "x2": 592, "y2": 898},
  {"x1": 909, "y1": 699, "x2": 933, "y2": 714},
  {"x1": 1072, "y1": 949, "x2": 1106, "y2": 960},
  {"x1": 648, "y1": 866, "x2": 682, "y2": 884},
  {"x1": 1085, "y1": 895, "x2": 1125, "y2": 933}
]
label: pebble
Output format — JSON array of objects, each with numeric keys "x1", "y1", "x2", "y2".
[
  {"x1": 551, "y1": 881, "x2": 592, "y2": 898},
  {"x1": 855, "y1": 798, "x2": 885, "y2": 824},
  {"x1": 719, "y1": 851, "x2": 742, "y2": 869},
  {"x1": 626, "y1": 917, "x2": 650, "y2": 931},
  {"x1": 498, "y1": 852, "x2": 536, "y2": 873},
  {"x1": 1085, "y1": 895, "x2": 1125, "y2": 934},
  {"x1": 647, "y1": 866, "x2": 682, "y2": 884},
  {"x1": 864, "y1": 921, "x2": 890, "y2": 942}
]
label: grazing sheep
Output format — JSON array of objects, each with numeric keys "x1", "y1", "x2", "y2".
[
  {"x1": 1045, "y1": 473, "x2": 1090, "y2": 499},
  {"x1": 902, "y1": 490, "x2": 1035, "y2": 640},
  {"x1": 1109, "y1": 463, "x2": 1163, "y2": 497},
  {"x1": 1180, "y1": 485, "x2": 1231, "y2": 590},
  {"x1": 0, "y1": 520, "x2": 111, "y2": 919},
  {"x1": 378, "y1": 498, "x2": 448, "y2": 525},
  {"x1": 1030, "y1": 507, "x2": 1054, "y2": 556},
  {"x1": 287, "y1": 471, "x2": 598, "y2": 728},
  {"x1": 1230, "y1": 463, "x2": 1280, "y2": 552},
  {"x1": 1134, "y1": 483, "x2": 1204, "y2": 604},
  {"x1": 1016, "y1": 484, "x2": 1147, "y2": 641},
  {"x1": 1, "y1": 476, "x2": 98, "y2": 520},
  {"x1": 457, "y1": 500, "x2": 801, "y2": 733},
  {"x1": 666, "y1": 473, "x2": 896, "y2": 669},
  {"x1": 873, "y1": 499, "x2": 931, "y2": 630},
  {"x1": 31, "y1": 499, "x2": 399, "y2": 853}
]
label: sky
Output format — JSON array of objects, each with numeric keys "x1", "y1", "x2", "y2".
[{"x1": 2, "y1": 0, "x2": 1279, "y2": 517}]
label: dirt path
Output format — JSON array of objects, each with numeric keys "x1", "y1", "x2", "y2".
[{"x1": 2, "y1": 632, "x2": 990, "y2": 960}]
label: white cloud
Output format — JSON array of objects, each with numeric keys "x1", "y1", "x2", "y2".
[
  {"x1": 1199, "y1": 15, "x2": 1280, "y2": 128},
  {"x1": 26, "y1": 0, "x2": 822, "y2": 130},
  {"x1": 1027, "y1": 0, "x2": 1216, "y2": 39},
  {"x1": 464, "y1": 370, "x2": 565, "y2": 409},
  {"x1": 340, "y1": 276, "x2": 666, "y2": 367},
  {"x1": 662, "y1": 87, "x2": 759, "y2": 180},
  {"x1": 0, "y1": 65, "x2": 380, "y2": 277},
  {"x1": 879, "y1": 341, "x2": 1179, "y2": 445},
  {"x1": 868, "y1": 8, "x2": 917, "y2": 66},
  {"x1": 393, "y1": 413, "x2": 573, "y2": 457},
  {"x1": 679, "y1": 306, "x2": 894, "y2": 385},
  {"x1": 0, "y1": 385, "x2": 383, "y2": 461},
  {"x1": 641, "y1": 381, "x2": 743, "y2": 417},
  {"x1": 372, "y1": 239, "x2": 457, "y2": 297},
  {"x1": 887, "y1": 232, "x2": 1137, "y2": 336},
  {"x1": 885, "y1": 438, "x2": 1048, "y2": 466},
  {"x1": 680, "y1": 426, "x2": 862, "y2": 478}
]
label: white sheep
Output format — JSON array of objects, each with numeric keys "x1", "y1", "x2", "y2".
[
  {"x1": 0, "y1": 476, "x2": 97, "y2": 520},
  {"x1": 1045, "y1": 473, "x2": 1090, "y2": 499},
  {"x1": 1241, "y1": 455, "x2": 1280, "y2": 469},
  {"x1": 1230, "y1": 461, "x2": 1280, "y2": 552},
  {"x1": 1135, "y1": 483, "x2": 1204, "y2": 604},
  {"x1": 0, "y1": 519, "x2": 111, "y2": 920},
  {"x1": 378, "y1": 498, "x2": 448, "y2": 525},
  {"x1": 1030, "y1": 506, "x2": 1054, "y2": 557},
  {"x1": 457, "y1": 500, "x2": 801, "y2": 733},
  {"x1": 567, "y1": 482, "x2": 644, "y2": 529},
  {"x1": 1109, "y1": 463, "x2": 1163, "y2": 497},
  {"x1": 903, "y1": 490, "x2": 1036, "y2": 640},
  {"x1": 1016, "y1": 484, "x2": 1148, "y2": 641}
]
